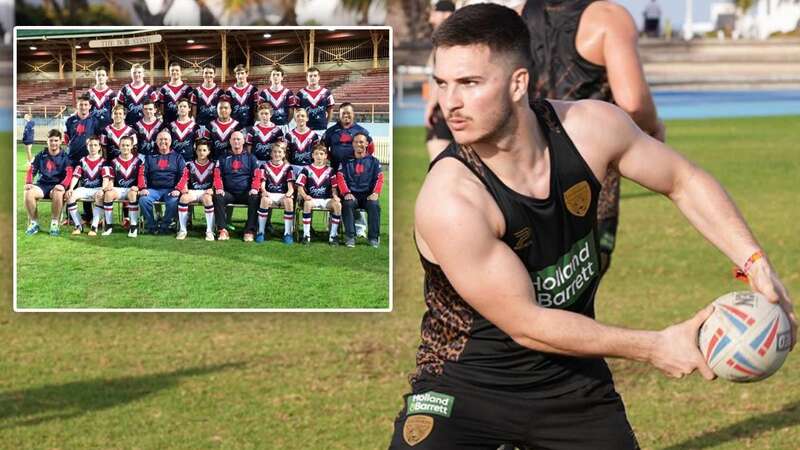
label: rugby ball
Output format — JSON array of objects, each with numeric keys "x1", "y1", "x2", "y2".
[{"x1": 699, "y1": 291, "x2": 791, "y2": 382}]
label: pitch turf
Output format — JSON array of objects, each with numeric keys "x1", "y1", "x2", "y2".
[
  {"x1": 2, "y1": 116, "x2": 800, "y2": 448},
  {"x1": 14, "y1": 143, "x2": 390, "y2": 309}
]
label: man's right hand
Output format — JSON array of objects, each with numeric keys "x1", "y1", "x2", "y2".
[
  {"x1": 649, "y1": 304, "x2": 716, "y2": 380},
  {"x1": 140, "y1": 189, "x2": 149, "y2": 197}
]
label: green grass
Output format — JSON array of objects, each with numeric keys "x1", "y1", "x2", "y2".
[
  {"x1": 1, "y1": 116, "x2": 800, "y2": 449},
  {"x1": 14, "y1": 144, "x2": 390, "y2": 309}
]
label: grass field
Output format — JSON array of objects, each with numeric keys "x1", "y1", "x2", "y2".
[
  {"x1": 14, "y1": 144, "x2": 390, "y2": 309},
  {"x1": 2, "y1": 115, "x2": 800, "y2": 449}
]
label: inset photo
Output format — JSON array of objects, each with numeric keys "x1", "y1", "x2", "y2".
[{"x1": 14, "y1": 26, "x2": 391, "y2": 310}]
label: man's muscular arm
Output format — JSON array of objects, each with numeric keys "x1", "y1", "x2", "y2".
[{"x1": 415, "y1": 158, "x2": 714, "y2": 379}]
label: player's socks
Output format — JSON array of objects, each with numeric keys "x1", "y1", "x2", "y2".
[
  {"x1": 257, "y1": 207, "x2": 269, "y2": 234},
  {"x1": 50, "y1": 218, "x2": 59, "y2": 230},
  {"x1": 204, "y1": 206, "x2": 215, "y2": 233},
  {"x1": 129, "y1": 202, "x2": 139, "y2": 227},
  {"x1": 303, "y1": 212, "x2": 312, "y2": 237},
  {"x1": 330, "y1": 214, "x2": 341, "y2": 239},
  {"x1": 103, "y1": 202, "x2": 114, "y2": 226},
  {"x1": 67, "y1": 202, "x2": 81, "y2": 228},
  {"x1": 178, "y1": 202, "x2": 189, "y2": 233},
  {"x1": 91, "y1": 204, "x2": 103, "y2": 229},
  {"x1": 283, "y1": 211, "x2": 294, "y2": 236}
]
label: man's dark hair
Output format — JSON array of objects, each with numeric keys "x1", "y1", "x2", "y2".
[
  {"x1": 202, "y1": 64, "x2": 215, "y2": 71},
  {"x1": 432, "y1": 3, "x2": 531, "y2": 70},
  {"x1": 434, "y1": 1, "x2": 455, "y2": 12},
  {"x1": 48, "y1": 129, "x2": 62, "y2": 139},
  {"x1": 339, "y1": 102, "x2": 353, "y2": 110},
  {"x1": 271, "y1": 65, "x2": 285, "y2": 76},
  {"x1": 77, "y1": 93, "x2": 91, "y2": 102},
  {"x1": 143, "y1": 98, "x2": 155, "y2": 107},
  {"x1": 87, "y1": 135, "x2": 101, "y2": 142}
]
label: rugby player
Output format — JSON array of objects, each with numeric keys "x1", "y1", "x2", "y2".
[
  {"x1": 296, "y1": 66, "x2": 334, "y2": 137},
  {"x1": 258, "y1": 64, "x2": 296, "y2": 135},
  {"x1": 175, "y1": 139, "x2": 216, "y2": 241},
  {"x1": 246, "y1": 102, "x2": 284, "y2": 165},
  {"x1": 227, "y1": 64, "x2": 258, "y2": 129},
  {"x1": 115, "y1": 63, "x2": 158, "y2": 127},
  {"x1": 102, "y1": 135, "x2": 143, "y2": 238},
  {"x1": 134, "y1": 99, "x2": 164, "y2": 159},
  {"x1": 64, "y1": 135, "x2": 105, "y2": 235},
  {"x1": 322, "y1": 102, "x2": 374, "y2": 172},
  {"x1": 287, "y1": 108, "x2": 320, "y2": 177},
  {"x1": 168, "y1": 98, "x2": 204, "y2": 161},
  {"x1": 212, "y1": 131, "x2": 261, "y2": 241},
  {"x1": 22, "y1": 113, "x2": 35, "y2": 165},
  {"x1": 24, "y1": 129, "x2": 72, "y2": 236},
  {"x1": 192, "y1": 64, "x2": 222, "y2": 128},
  {"x1": 255, "y1": 140, "x2": 295, "y2": 244},
  {"x1": 207, "y1": 96, "x2": 242, "y2": 160},
  {"x1": 389, "y1": 5, "x2": 796, "y2": 449},
  {"x1": 64, "y1": 93, "x2": 101, "y2": 167},
  {"x1": 296, "y1": 143, "x2": 341, "y2": 245},
  {"x1": 159, "y1": 61, "x2": 193, "y2": 125},
  {"x1": 101, "y1": 104, "x2": 138, "y2": 161},
  {"x1": 88, "y1": 66, "x2": 115, "y2": 130}
]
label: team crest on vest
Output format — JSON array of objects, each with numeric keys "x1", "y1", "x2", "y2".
[
  {"x1": 229, "y1": 84, "x2": 254, "y2": 105},
  {"x1": 190, "y1": 161, "x2": 213, "y2": 184},
  {"x1": 299, "y1": 87, "x2": 329, "y2": 107},
  {"x1": 265, "y1": 87, "x2": 290, "y2": 106},
  {"x1": 564, "y1": 181, "x2": 591, "y2": 217},
  {"x1": 211, "y1": 119, "x2": 238, "y2": 140},
  {"x1": 172, "y1": 120, "x2": 196, "y2": 141},
  {"x1": 163, "y1": 83, "x2": 189, "y2": 102},
  {"x1": 125, "y1": 83, "x2": 152, "y2": 104},
  {"x1": 89, "y1": 88, "x2": 113, "y2": 107},
  {"x1": 265, "y1": 162, "x2": 290, "y2": 184},
  {"x1": 197, "y1": 86, "x2": 220, "y2": 105},
  {"x1": 513, "y1": 226, "x2": 533, "y2": 251},
  {"x1": 403, "y1": 416, "x2": 433, "y2": 447}
]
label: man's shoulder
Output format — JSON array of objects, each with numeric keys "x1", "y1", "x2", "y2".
[{"x1": 583, "y1": 1, "x2": 637, "y2": 37}]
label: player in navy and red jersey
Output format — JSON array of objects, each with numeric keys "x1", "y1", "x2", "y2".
[
  {"x1": 336, "y1": 133, "x2": 383, "y2": 248},
  {"x1": 246, "y1": 102, "x2": 284, "y2": 164},
  {"x1": 227, "y1": 64, "x2": 258, "y2": 129},
  {"x1": 102, "y1": 135, "x2": 143, "y2": 238},
  {"x1": 287, "y1": 108, "x2": 320, "y2": 175},
  {"x1": 23, "y1": 113, "x2": 35, "y2": 165},
  {"x1": 191, "y1": 64, "x2": 222, "y2": 128},
  {"x1": 135, "y1": 99, "x2": 164, "y2": 159},
  {"x1": 323, "y1": 102, "x2": 375, "y2": 172},
  {"x1": 87, "y1": 66, "x2": 115, "y2": 130},
  {"x1": 207, "y1": 96, "x2": 242, "y2": 160},
  {"x1": 115, "y1": 63, "x2": 159, "y2": 127},
  {"x1": 175, "y1": 139, "x2": 216, "y2": 241},
  {"x1": 211, "y1": 131, "x2": 261, "y2": 241},
  {"x1": 101, "y1": 104, "x2": 138, "y2": 161},
  {"x1": 64, "y1": 136, "x2": 105, "y2": 235},
  {"x1": 24, "y1": 129, "x2": 73, "y2": 236},
  {"x1": 64, "y1": 93, "x2": 101, "y2": 166},
  {"x1": 168, "y1": 98, "x2": 206, "y2": 162},
  {"x1": 296, "y1": 143, "x2": 341, "y2": 245},
  {"x1": 159, "y1": 62, "x2": 193, "y2": 125},
  {"x1": 258, "y1": 65, "x2": 296, "y2": 134},
  {"x1": 254, "y1": 140, "x2": 295, "y2": 244},
  {"x1": 295, "y1": 66, "x2": 335, "y2": 135}
]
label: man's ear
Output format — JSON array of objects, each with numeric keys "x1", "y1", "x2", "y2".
[{"x1": 509, "y1": 67, "x2": 530, "y2": 104}]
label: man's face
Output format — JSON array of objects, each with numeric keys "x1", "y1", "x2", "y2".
[
  {"x1": 294, "y1": 109, "x2": 307, "y2": 127},
  {"x1": 230, "y1": 132, "x2": 244, "y2": 152},
  {"x1": 306, "y1": 71, "x2": 320, "y2": 87},
  {"x1": 258, "y1": 108, "x2": 272, "y2": 123},
  {"x1": 170, "y1": 65, "x2": 181, "y2": 81},
  {"x1": 196, "y1": 145, "x2": 210, "y2": 161},
  {"x1": 156, "y1": 133, "x2": 172, "y2": 153},
  {"x1": 112, "y1": 107, "x2": 125, "y2": 123},
  {"x1": 131, "y1": 67, "x2": 144, "y2": 83},
  {"x1": 77, "y1": 100, "x2": 90, "y2": 115},
  {"x1": 270, "y1": 70, "x2": 283, "y2": 85},
  {"x1": 353, "y1": 135, "x2": 368, "y2": 158},
  {"x1": 312, "y1": 149, "x2": 327, "y2": 165},
  {"x1": 143, "y1": 103, "x2": 155, "y2": 119},
  {"x1": 87, "y1": 139, "x2": 101, "y2": 157},
  {"x1": 235, "y1": 70, "x2": 247, "y2": 84},
  {"x1": 203, "y1": 68, "x2": 215, "y2": 83},
  {"x1": 47, "y1": 136, "x2": 61, "y2": 152},
  {"x1": 95, "y1": 70, "x2": 108, "y2": 86},
  {"x1": 433, "y1": 44, "x2": 515, "y2": 145},
  {"x1": 120, "y1": 139, "x2": 133, "y2": 157},
  {"x1": 218, "y1": 102, "x2": 231, "y2": 119},
  {"x1": 339, "y1": 106, "x2": 354, "y2": 126},
  {"x1": 271, "y1": 145, "x2": 285, "y2": 162},
  {"x1": 178, "y1": 102, "x2": 190, "y2": 118}
]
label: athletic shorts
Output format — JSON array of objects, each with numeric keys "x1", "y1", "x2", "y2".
[
  {"x1": 389, "y1": 376, "x2": 639, "y2": 450},
  {"x1": 425, "y1": 105, "x2": 453, "y2": 142},
  {"x1": 265, "y1": 192, "x2": 288, "y2": 205},
  {"x1": 307, "y1": 198, "x2": 334, "y2": 209},
  {"x1": 184, "y1": 189, "x2": 209, "y2": 203},
  {"x1": 71, "y1": 187, "x2": 101, "y2": 201},
  {"x1": 36, "y1": 183, "x2": 60, "y2": 199},
  {"x1": 111, "y1": 187, "x2": 136, "y2": 199}
]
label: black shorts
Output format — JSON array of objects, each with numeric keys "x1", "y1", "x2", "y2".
[
  {"x1": 425, "y1": 105, "x2": 453, "y2": 142},
  {"x1": 36, "y1": 183, "x2": 60, "y2": 199},
  {"x1": 389, "y1": 377, "x2": 639, "y2": 450}
]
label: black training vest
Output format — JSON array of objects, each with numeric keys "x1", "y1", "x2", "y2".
[
  {"x1": 523, "y1": 0, "x2": 613, "y2": 102},
  {"x1": 413, "y1": 100, "x2": 612, "y2": 395}
]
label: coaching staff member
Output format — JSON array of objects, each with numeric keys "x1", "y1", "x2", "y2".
[
  {"x1": 389, "y1": 5, "x2": 796, "y2": 449},
  {"x1": 138, "y1": 131, "x2": 184, "y2": 234}
]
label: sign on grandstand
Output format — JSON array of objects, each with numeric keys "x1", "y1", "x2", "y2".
[{"x1": 89, "y1": 34, "x2": 162, "y2": 49}]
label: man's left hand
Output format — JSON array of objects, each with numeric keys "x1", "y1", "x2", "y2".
[{"x1": 367, "y1": 193, "x2": 379, "y2": 201}]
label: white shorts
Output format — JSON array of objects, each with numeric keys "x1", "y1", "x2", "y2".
[
  {"x1": 266, "y1": 192, "x2": 288, "y2": 205},
  {"x1": 307, "y1": 198, "x2": 334, "y2": 209},
  {"x1": 183, "y1": 189, "x2": 210, "y2": 203},
  {"x1": 72, "y1": 187, "x2": 101, "y2": 201},
  {"x1": 112, "y1": 187, "x2": 136, "y2": 198}
]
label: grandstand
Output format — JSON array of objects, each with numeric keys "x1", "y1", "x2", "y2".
[{"x1": 15, "y1": 28, "x2": 391, "y2": 162}]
